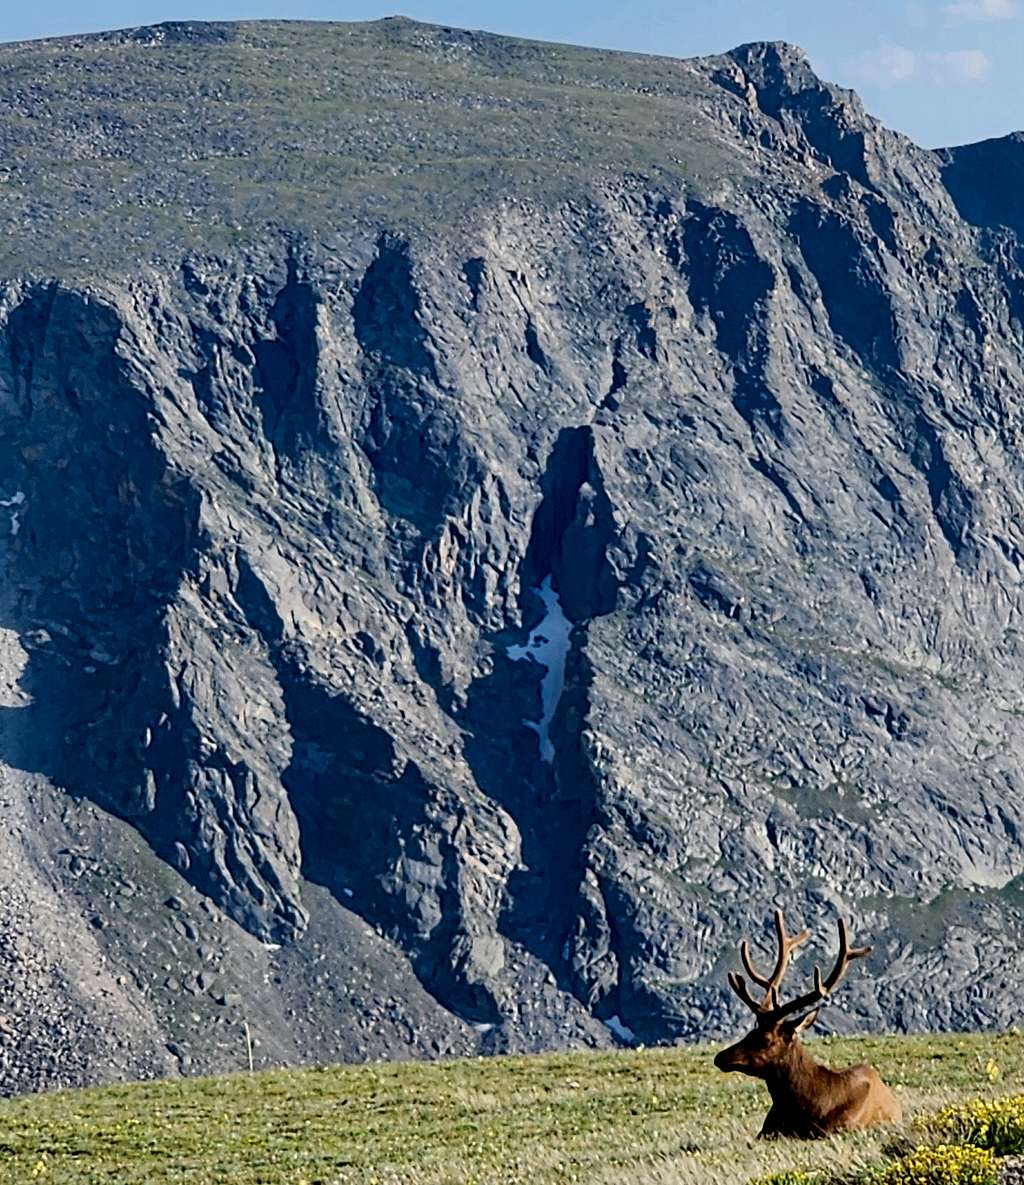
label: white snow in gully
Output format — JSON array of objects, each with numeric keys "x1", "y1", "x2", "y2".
[
  {"x1": 604, "y1": 1015, "x2": 635, "y2": 1044},
  {"x1": 0, "y1": 490, "x2": 24, "y2": 537},
  {"x1": 507, "y1": 576, "x2": 572, "y2": 763}
]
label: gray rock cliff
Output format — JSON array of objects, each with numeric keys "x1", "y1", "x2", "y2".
[{"x1": 2, "y1": 19, "x2": 1024, "y2": 1093}]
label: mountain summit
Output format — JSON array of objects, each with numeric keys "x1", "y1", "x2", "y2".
[{"x1": 2, "y1": 19, "x2": 1024, "y2": 1094}]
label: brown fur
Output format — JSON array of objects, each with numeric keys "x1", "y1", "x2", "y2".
[
  {"x1": 714, "y1": 1012, "x2": 902, "y2": 1138},
  {"x1": 714, "y1": 911, "x2": 902, "y2": 1139}
]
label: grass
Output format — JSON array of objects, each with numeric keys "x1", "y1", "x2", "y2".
[
  {"x1": 2, "y1": 1032, "x2": 1024, "y2": 1184},
  {"x1": 0, "y1": 17, "x2": 764, "y2": 275}
]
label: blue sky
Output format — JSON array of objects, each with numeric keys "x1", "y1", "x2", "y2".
[{"x1": 3, "y1": 1, "x2": 1022, "y2": 148}]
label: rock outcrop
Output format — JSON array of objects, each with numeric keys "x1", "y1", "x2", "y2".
[{"x1": 3, "y1": 19, "x2": 1024, "y2": 1094}]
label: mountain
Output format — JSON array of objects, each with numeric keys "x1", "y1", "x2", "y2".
[{"x1": 3, "y1": 17, "x2": 1024, "y2": 1095}]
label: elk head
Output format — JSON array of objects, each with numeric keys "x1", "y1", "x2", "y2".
[
  {"x1": 714, "y1": 909, "x2": 869, "y2": 1078},
  {"x1": 713, "y1": 910, "x2": 901, "y2": 1139}
]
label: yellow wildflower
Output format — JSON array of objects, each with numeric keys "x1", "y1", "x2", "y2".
[
  {"x1": 921, "y1": 1093, "x2": 1024, "y2": 1155},
  {"x1": 880, "y1": 1143, "x2": 996, "y2": 1185}
]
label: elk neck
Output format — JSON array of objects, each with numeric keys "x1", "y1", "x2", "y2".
[{"x1": 763, "y1": 1038, "x2": 830, "y2": 1106}]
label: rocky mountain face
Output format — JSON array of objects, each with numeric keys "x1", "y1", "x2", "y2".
[{"x1": 3, "y1": 19, "x2": 1024, "y2": 1095}]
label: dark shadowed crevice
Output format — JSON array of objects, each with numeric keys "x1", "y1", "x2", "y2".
[
  {"x1": 749, "y1": 454, "x2": 805, "y2": 522},
  {"x1": 521, "y1": 426, "x2": 588, "y2": 586},
  {"x1": 252, "y1": 257, "x2": 321, "y2": 453},
  {"x1": 789, "y1": 199, "x2": 898, "y2": 371},
  {"x1": 359, "y1": 381, "x2": 487, "y2": 540},
  {"x1": 600, "y1": 341, "x2": 628, "y2": 411},
  {"x1": 354, "y1": 238, "x2": 487, "y2": 542},
  {"x1": 524, "y1": 315, "x2": 549, "y2": 371},
  {"x1": 860, "y1": 192, "x2": 899, "y2": 254},
  {"x1": 459, "y1": 609, "x2": 607, "y2": 1018},
  {"x1": 680, "y1": 199, "x2": 784, "y2": 442},
  {"x1": 611, "y1": 359, "x2": 628, "y2": 393},
  {"x1": 462, "y1": 256, "x2": 486, "y2": 310},
  {"x1": 601, "y1": 304, "x2": 656, "y2": 412},
  {"x1": 682, "y1": 200, "x2": 774, "y2": 362},
  {"x1": 562, "y1": 862, "x2": 620, "y2": 1016},
  {"x1": 188, "y1": 325, "x2": 234, "y2": 432},
  {"x1": 624, "y1": 302, "x2": 657, "y2": 359},
  {"x1": 875, "y1": 473, "x2": 901, "y2": 508},
  {"x1": 521, "y1": 426, "x2": 618, "y2": 622},
  {"x1": 459, "y1": 426, "x2": 624, "y2": 1021},
  {"x1": 954, "y1": 286, "x2": 985, "y2": 340},
  {"x1": 909, "y1": 413, "x2": 976, "y2": 562},
  {"x1": 404, "y1": 619, "x2": 455, "y2": 715},
  {"x1": 5, "y1": 283, "x2": 58, "y2": 416},
  {"x1": 353, "y1": 233, "x2": 435, "y2": 377}
]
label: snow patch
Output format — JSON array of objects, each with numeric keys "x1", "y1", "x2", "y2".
[
  {"x1": 507, "y1": 576, "x2": 572, "y2": 763},
  {"x1": 472, "y1": 1022, "x2": 495, "y2": 1035},
  {"x1": 604, "y1": 1015, "x2": 635, "y2": 1044},
  {"x1": 262, "y1": 942, "x2": 281, "y2": 953},
  {"x1": 0, "y1": 491, "x2": 24, "y2": 537}
]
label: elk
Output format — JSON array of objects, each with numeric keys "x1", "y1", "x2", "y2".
[{"x1": 714, "y1": 910, "x2": 902, "y2": 1139}]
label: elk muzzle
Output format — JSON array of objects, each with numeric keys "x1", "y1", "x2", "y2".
[{"x1": 713, "y1": 1041, "x2": 747, "y2": 1073}]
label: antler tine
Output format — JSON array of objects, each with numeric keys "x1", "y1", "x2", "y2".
[
  {"x1": 768, "y1": 916, "x2": 872, "y2": 1023},
  {"x1": 727, "y1": 971, "x2": 764, "y2": 1014},
  {"x1": 762, "y1": 909, "x2": 810, "y2": 1002},
  {"x1": 821, "y1": 917, "x2": 872, "y2": 994},
  {"x1": 740, "y1": 939, "x2": 773, "y2": 990}
]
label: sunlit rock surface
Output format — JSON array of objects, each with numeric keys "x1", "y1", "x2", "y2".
[{"x1": 3, "y1": 19, "x2": 1024, "y2": 1093}]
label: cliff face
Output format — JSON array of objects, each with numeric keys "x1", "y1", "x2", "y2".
[{"x1": 3, "y1": 20, "x2": 1024, "y2": 1094}]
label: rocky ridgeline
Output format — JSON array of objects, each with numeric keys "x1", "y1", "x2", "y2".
[{"x1": 2, "y1": 19, "x2": 1024, "y2": 1094}]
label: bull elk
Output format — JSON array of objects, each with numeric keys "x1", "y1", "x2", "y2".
[{"x1": 714, "y1": 910, "x2": 902, "y2": 1139}]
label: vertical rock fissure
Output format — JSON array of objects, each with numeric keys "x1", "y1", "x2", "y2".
[
  {"x1": 461, "y1": 425, "x2": 622, "y2": 1021},
  {"x1": 251, "y1": 256, "x2": 322, "y2": 462}
]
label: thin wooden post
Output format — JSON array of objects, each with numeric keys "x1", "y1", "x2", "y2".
[{"x1": 243, "y1": 1020, "x2": 254, "y2": 1073}]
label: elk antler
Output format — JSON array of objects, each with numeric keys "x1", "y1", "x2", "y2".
[
  {"x1": 727, "y1": 909, "x2": 808, "y2": 1015},
  {"x1": 742, "y1": 909, "x2": 809, "y2": 1003},
  {"x1": 768, "y1": 917, "x2": 872, "y2": 1023},
  {"x1": 727, "y1": 912, "x2": 870, "y2": 1025}
]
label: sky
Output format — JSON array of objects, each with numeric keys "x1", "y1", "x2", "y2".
[{"x1": 2, "y1": 1, "x2": 1022, "y2": 148}]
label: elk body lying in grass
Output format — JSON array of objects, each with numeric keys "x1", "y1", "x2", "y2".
[{"x1": 714, "y1": 910, "x2": 902, "y2": 1139}]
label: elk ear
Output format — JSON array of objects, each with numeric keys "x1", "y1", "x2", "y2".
[{"x1": 785, "y1": 1008, "x2": 820, "y2": 1036}]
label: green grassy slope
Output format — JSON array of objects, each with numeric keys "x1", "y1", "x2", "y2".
[
  {"x1": 0, "y1": 18, "x2": 756, "y2": 274},
  {"x1": 1, "y1": 1033, "x2": 1021, "y2": 1184}
]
